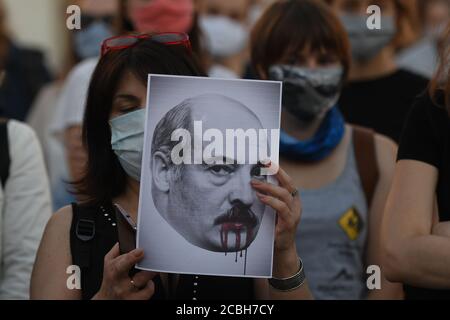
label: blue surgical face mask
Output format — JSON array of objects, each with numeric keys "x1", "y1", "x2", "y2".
[
  {"x1": 340, "y1": 14, "x2": 397, "y2": 63},
  {"x1": 199, "y1": 15, "x2": 248, "y2": 58},
  {"x1": 74, "y1": 21, "x2": 113, "y2": 59},
  {"x1": 110, "y1": 109, "x2": 146, "y2": 181}
]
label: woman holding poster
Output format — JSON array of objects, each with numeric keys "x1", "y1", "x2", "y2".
[
  {"x1": 251, "y1": 0, "x2": 402, "y2": 299},
  {"x1": 30, "y1": 33, "x2": 312, "y2": 300}
]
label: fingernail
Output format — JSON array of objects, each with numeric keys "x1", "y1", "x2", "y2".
[
  {"x1": 133, "y1": 249, "x2": 144, "y2": 257},
  {"x1": 256, "y1": 192, "x2": 267, "y2": 200},
  {"x1": 251, "y1": 179, "x2": 263, "y2": 185}
]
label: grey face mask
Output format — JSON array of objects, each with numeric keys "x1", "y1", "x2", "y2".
[
  {"x1": 341, "y1": 14, "x2": 397, "y2": 63},
  {"x1": 269, "y1": 65, "x2": 344, "y2": 123}
]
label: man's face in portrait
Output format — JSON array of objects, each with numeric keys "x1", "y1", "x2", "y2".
[{"x1": 151, "y1": 94, "x2": 267, "y2": 252}]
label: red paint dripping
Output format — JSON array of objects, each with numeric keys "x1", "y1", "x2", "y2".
[
  {"x1": 220, "y1": 224, "x2": 255, "y2": 252},
  {"x1": 220, "y1": 224, "x2": 254, "y2": 275}
]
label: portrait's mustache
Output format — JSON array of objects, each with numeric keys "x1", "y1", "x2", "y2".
[{"x1": 214, "y1": 204, "x2": 258, "y2": 228}]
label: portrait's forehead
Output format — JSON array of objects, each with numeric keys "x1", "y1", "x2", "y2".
[{"x1": 188, "y1": 94, "x2": 263, "y2": 131}]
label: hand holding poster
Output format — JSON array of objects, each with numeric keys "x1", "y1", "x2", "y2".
[{"x1": 137, "y1": 75, "x2": 282, "y2": 278}]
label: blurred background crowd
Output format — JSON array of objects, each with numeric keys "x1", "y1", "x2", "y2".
[{"x1": 1, "y1": 0, "x2": 447, "y2": 211}]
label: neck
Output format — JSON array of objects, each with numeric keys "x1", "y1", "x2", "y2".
[
  {"x1": 216, "y1": 51, "x2": 246, "y2": 77},
  {"x1": 349, "y1": 46, "x2": 397, "y2": 81},
  {"x1": 114, "y1": 178, "x2": 140, "y2": 221},
  {"x1": 281, "y1": 110, "x2": 323, "y2": 141}
]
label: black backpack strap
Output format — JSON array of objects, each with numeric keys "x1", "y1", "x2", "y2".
[
  {"x1": 0, "y1": 119, "x2": 10, "y2": 188},
  {"x1": 70, "y1": 203, "x2": 96, "y2": 294}
]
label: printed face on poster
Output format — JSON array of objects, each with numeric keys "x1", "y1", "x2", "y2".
[{"x1": 136, "y1": 75, "x2": 282, "y2": 278}]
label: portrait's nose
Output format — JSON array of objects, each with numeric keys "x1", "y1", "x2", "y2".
[{"x1": 228, "y1": 169, "x2": 255, "y2": 207}]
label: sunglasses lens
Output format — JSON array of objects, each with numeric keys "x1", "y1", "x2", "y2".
[
  {"x1": 151, "y1": 33, "x2": 187, "y2": 44},
  {"x1": 106, "y1": 37, "x2": 138, "y2": 48},
  {"x1": 102, "y1": 33, "x2": 191, "y2": 56}
]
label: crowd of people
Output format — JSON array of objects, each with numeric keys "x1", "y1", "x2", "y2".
[{"x1": 0, "y1": 0, "x2": 449, "y2": 300}]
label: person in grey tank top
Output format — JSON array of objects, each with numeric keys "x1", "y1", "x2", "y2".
[
  {"x1": 250, "y1": 0, "x2": 402, "y2": 299},
  {"x1": 298, "y1": 133, "x2": 368, "y2": 299}
]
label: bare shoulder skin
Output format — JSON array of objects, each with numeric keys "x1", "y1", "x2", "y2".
[{"x1": 31, "y1": 206, "x2": 81, "y2": 299}]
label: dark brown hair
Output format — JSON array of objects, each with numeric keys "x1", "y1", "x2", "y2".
[
  {"x1": 251, "y1": 0, "x2": 351, "y2": 80},
  {"x1": 430, "y1": 23, "x2": 450, "y2": 111},
  {"x1": 77, "y1": 40, "x2": 204, "y2": 205}
]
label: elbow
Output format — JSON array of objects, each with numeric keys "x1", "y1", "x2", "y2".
[{"x1": 382, "y1": 238, "x2": 408, "y2": 283}]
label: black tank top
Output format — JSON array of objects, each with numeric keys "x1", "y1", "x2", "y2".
[{"x1": 70, "y1": 202, "x2": 255, "y2": 300}]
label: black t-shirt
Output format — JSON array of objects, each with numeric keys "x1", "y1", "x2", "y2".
[
  {"x1": 397, "y1": 92, "x2": 450, "y2": 299},
  {"x1": 339, "y1": 69, "x2": 429, "y2": 143}
]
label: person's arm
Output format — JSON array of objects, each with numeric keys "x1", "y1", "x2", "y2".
[
  {"x1": 382, "y1": 160, "x2": 450, "y2": 289},
  {"x1": 365, "y1": 134, "x2": 403, "y2": 299},
  {"x1": 30, "y1": 206, "x2": 81, "y2": 299},
  {"x1": 252, "y1": 167, "x2": 313, "y2": 300},
  {"x1": 31, "y1": 206, "x2": 156, "y2": 300},
  {"x1": 0, "y1": 122, "x2": 52, "y2": 299}
]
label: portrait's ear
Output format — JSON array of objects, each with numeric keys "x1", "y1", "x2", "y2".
[{"x1": 152, "y1": 151, "x2": 171, "y2": 193}]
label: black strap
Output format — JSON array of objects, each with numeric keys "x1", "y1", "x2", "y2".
[
  {"x1": 0, "y1": 119, "x2": 10, "y2": 188},
  {"x1": 71, "y1": 203, "x2": 96, "y2": 270}
]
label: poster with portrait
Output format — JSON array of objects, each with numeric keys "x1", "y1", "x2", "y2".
[{"x1": 136, "y1": 75, "x2": 282, "y2": 278}]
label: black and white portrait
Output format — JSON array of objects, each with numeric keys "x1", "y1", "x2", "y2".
[{"x1": 137, "y1": 75, "x2": 282, "y2": 278}]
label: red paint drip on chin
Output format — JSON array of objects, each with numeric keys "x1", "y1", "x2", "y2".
[{"x1": 220, "y1": 223, "x2": 255, "y2": 254}]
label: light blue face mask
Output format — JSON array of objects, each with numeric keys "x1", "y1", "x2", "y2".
[
  {"x1": 74, "y1": 21, "x2": 113, "y2": 59},
  {"x1": 110, "y1": 109, "x2": 146, "y2": 181},
  {"x1": 340, "y1": 14, "x2": 397, "y2": 62}
]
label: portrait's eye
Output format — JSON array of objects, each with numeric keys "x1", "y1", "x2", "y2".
[
  {"x1": 208, "y1": 165, "x2": 234, "y2": 177},
  {"x1": 250, "y1": 164, "x2": 266, "y2": 180}
]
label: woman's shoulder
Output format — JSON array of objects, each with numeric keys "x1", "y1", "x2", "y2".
[
  {"x1": 50, "y1": 203, "x2": 102, "y2": 227},
  {"x1": 7, "y1": 120, "x2": 38, "y2": 143},
  {"x1": 349, "y1": 124, "x2": 397, "y2": 156},
  {"x1": 36, "y1": 206, "x2": 74, "y2": 266},
  {"x1": 7, "y1": 120, "x2": 47, "y2": 172},
  {"x1": 374, "y1": 133, "x2": 397, "y2": 153},
  {"x1": 374, "y1": 133, "x2": 397, "y2": 173},
  {"x1": 40, "y1": 206, "x2": 74, "y2": 259},
  {"x1": 349, "y1": 124, "x2": 396, "y2": 181},
  {"x1": 47, "y1": 205, "x2": 74, "y2": 234},
  {"x1": 409, "y1": 91, "x2": 448, "y2": 130}
]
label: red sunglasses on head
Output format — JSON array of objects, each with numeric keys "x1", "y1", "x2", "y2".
[{"x1": 101, "y1": 32, "x2": 191, "y2": 56}]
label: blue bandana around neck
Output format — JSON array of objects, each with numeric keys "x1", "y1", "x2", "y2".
[{"x1": 280, "y1": 107, "x2": 345, "y2": 162}]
